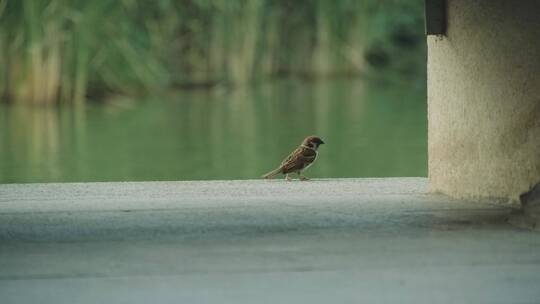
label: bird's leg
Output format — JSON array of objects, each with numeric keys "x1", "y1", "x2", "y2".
[
  {"x1": 285, "y1": 174, "x2": 292, "y2": 181},
  {"x1": 298, "y1": 172, "x2": 309, "y2": 181}
]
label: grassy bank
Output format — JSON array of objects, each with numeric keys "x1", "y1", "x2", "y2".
[{"x1": 0, "y1": 0, "x2": 424, "y2": 105}]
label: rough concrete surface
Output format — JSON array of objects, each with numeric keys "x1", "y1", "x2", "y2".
[
  {"x1": 1, "y1": 178, "x2": 540, "y2": 304},
  {"x1": 427, "y1": 0, "x2": 540, "y2": 201},
  {"x1": 510, "y1": 182, "x2": 540, "y2": 230}
]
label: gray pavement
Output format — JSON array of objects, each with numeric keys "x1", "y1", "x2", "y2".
[{"x1": 1, "y1": 178, "x2": 539, "y2": 303}]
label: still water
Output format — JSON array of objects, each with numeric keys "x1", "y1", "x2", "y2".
[{"x1": 0, "y1": 78, "x2": 426, "y2": 183}]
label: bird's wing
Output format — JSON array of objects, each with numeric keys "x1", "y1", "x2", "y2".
[{"x1": 280, "y1": 147, "x2": 316, "y2": 173}]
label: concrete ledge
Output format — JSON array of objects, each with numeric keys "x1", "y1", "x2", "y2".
[
  {"x1": 0, "y1": 178, "x2": 508, "y2": 242},
  {"x1": 1, "y1": 178, "x2": 540, "y2": 304}
]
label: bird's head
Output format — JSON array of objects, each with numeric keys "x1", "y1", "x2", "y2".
[{"x1": 302, "y1": 136, "x2": 325, "y2": 150}]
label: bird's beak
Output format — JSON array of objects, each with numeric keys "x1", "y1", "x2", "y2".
[{"x1": 320, "y1": 140, "x2": 325, "y2": 144}]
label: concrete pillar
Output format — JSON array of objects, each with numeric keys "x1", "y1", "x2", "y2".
[{"x1": 427, "y1": 0, "x2": 540, "y2": 203}]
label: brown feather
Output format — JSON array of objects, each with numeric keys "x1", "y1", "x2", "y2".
[
  {"x1": 280, "y1": 146, "x2": 316, "y2": 173},
  {"x1": 262, "y1": 135, "x2": 324, "y2": 179}
]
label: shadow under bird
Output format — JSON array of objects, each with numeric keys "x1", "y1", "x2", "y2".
[{"x1": 262, "y1": 136, "x2": 325, "y2": 181}]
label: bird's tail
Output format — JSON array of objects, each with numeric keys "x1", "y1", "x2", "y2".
[{"x1": 262, "y1": 167, "x2": 282, "y2": 179}]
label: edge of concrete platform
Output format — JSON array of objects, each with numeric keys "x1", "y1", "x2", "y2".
[
  {"x1": 0, "y1": 177, "x2": 430, "y2": 212},
  {"x1": 0, "y1": 178, "x2": 526, "y2": 242}
]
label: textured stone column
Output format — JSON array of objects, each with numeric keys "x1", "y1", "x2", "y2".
[{"x1": 427, "y1": 0, "x2": 540, "y2": 202}]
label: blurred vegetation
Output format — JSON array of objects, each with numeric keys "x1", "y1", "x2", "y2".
[{"x1": 0, "y1": 0, "x2": 425, "y2": 105}]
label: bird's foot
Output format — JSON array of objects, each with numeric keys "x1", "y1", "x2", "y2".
[
  {"x1": 300, "y1": 175, "x2": 310, "y2": 181},
  {"x1": 285, "y1": 174, "x2": 292, "y2": 181}
]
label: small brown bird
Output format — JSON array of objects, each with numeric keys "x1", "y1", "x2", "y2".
[{"x1": 262, "y1": 136, "x2": 325, "y2": 181}]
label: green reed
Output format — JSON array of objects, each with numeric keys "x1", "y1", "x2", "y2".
[{"x1": 0, "y1": 0, "x2": 424, "y2": 105}]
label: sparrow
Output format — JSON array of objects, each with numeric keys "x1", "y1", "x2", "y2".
[{"x1": 262, "y1": 136, "x2": 325, "y2": 181}]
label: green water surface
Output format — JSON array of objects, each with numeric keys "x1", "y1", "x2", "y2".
[{"x1": 0, "y1": 79, "x2": 426, "y2": 183}]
